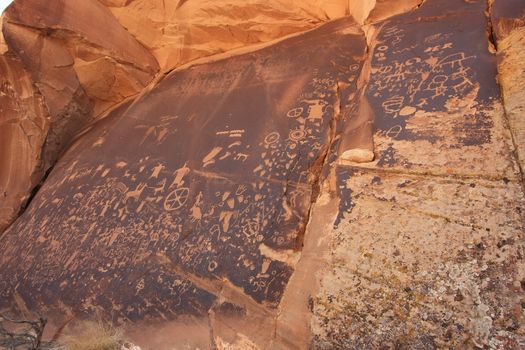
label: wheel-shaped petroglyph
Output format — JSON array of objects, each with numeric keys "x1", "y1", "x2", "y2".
[
  {"x1": 264, "y1": 132, "x2": 280, "y2": 146},
  {"x1": 287, "y1": 107, "x2": 304, "y2": 118},
  {"x1": 164, "y1": 187, "x2": 190, "y2": 211}
]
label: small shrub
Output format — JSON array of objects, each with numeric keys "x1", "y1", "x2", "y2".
[{"x1": 59, "y1": 318, "x2": 123, "y2": 350}]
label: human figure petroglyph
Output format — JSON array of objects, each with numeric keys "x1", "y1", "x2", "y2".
[
  {"x1": 150, "y1": 163, "x2": 165, "y2": 178},
  {"x1": 170, "y1": 162, "x2": 190, "y2": 188},
  {"x1": 190, "y1": 192, "x2": 204, "y2": 222}
]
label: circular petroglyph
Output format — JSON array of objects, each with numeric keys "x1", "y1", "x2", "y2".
[
  {"x1": 287, "y1": 107, "x2": 303, "y2": 118},
  {"x1": 264, "y1": 132, "x2": 280, "y2": 145},
  {"x1": 350, "y1": 63, "x2": 360, "y2": 71},
  {"x1": 208, "y1": 261, "x2": 218, "y2": 272},
  {"x1": 289, "y1": 129, "x2": 306, "y2": 142},
  {"x1": 164, "y1": 187, "x2": 189, "y2": 211},
  {"x1": 115, "y1": 182, "x2": 128, "y2": 194}
]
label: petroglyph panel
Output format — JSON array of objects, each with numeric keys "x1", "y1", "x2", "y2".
[
  {"x1": 358, "y1": 1, "x2": 520, "y2": 179},
  {"x1": 310, "y1": 3, "x2": 525, "y2": 349},
  {"x1": 0, "y1": 18, "x2": 367, "y2": 323}
]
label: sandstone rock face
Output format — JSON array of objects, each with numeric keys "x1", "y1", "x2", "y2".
[
  {"x1": 99, "y1": 0, "x2": 349, "y2": 71},
  {"x1": 0, "y1": 0, "x2": 159, "y2": 232},
  {"x1": 493, "y1": 0, "x2": 525, "y2": 183},
  {"x1": 0, "y1": 0, "x2": 428, "y2": 235},
  {"x1": 0, "y1": 54, "x2": 49, "y2": 234},
  {"x1": 0, "y1": 18, "x2": 368, "y2": 348},
  {"x1": 99, "y1": 0, "x2": 425, "y2": 71},
  {"x1": 1, "y1": 0, "x2": 525, "y2": 349}
]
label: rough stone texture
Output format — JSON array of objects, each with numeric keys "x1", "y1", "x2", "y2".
[
  {"x1": 491, "y1": 0, "x2": 525, "y2": 41},
  {"x1": 99, "y1": 0, "x2": 348, "y2": 71},
  {"x1": 1, "y1": 0, "x2": 525, "y2": 349},
  {"x1": 0, "y1": 18, "x2": 368, "y2": 349},
  {"x1": 310, "y1": 0, "x2": 525, "y2": 348},
  {"x1": 0, "y1": 0, "x2": 426, "y2": 235},
  {"x1": 0, "y1": 0, "x2": 159, "y2": 233},
  {"x1": 313, "y1": 170, "x2": 525, "y2": 349},
  {"x1": 0, "y1": 54, "x2": 49, "y2": 234},
  {"x1": 99, "y1": 0, "x2": 425, "y2": 71},
  {"x1": 492, "y1": 0, "x2": 525, "y2": 184}
]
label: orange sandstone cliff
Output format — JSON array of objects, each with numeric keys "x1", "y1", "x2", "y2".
[{"x1": 0, "y1": 0, "x2": 524, "y2": 349}]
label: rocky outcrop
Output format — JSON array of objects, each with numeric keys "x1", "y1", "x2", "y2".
[
  {"x1": 302, "y1": 1, "x2": 525, "y2": 348},
  {"x1": 0, "y1": 53, "x2": 49, "y2": 237},
  {"x1": 0, "y1": 0, "x2": 524, "y2": 349},
  {"x1": 0, "y1": 0, "x2": 159, "y2": 232},
  {"x1": 492, "y1": 0, "x2": 525, "y2": 184},
  {"x1": 0, "y1": 0, "x2": 430, "y2": 236},
  {"x1": 0, "y1": 17, "x2": 368, "y2": 348},
  {"x1": 99, "y1": 0, "x2": 427, "y2": 71},
  {"x1": 0, "y1": 0, "x2": 430, "y2": 235},
  {"x1": 99, "y1": 0, "x2": 350, "y2": 71}
]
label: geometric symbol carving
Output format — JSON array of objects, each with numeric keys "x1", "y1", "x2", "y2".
[
  {"x1": 289, "y1": 129, "x2": 306, "y2": 141},
  {"x1": 164, "y1": 187, "x2": 189, "y2": 211},
  {"x1": 264, "y1": 132, "x2": 280, "y2": 145},
  {"x1": 287, "y1": 107, "x2": 304, "y2": 118}
]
